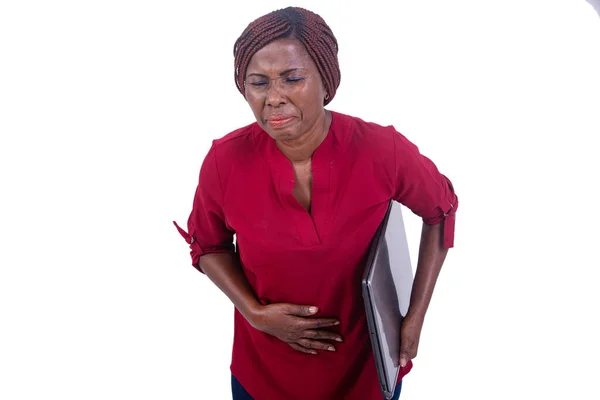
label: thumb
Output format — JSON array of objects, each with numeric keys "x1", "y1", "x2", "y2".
[
  {"x1": 399, "y1": 352, "x2": 408, "y2": 368},
  {"x1": 288, "y1": 304, "x2": 319, "y2": 316},
  {"x1": 399, "y1": 341, "x2": 410, "y2": 368}
]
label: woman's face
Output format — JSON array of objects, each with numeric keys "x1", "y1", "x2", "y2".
[{"x1": 244, "y1": 38, "x2": 327, "y2": 141}]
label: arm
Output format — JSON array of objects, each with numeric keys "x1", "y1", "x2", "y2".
[
  {"x1": 198, "y1": 252, "x2": 263, "y2": 327},
  {"x1": 400, "y1": 222, "x2": 448, "y2": 367},
  {"x1": 407, "y1": 222, "x2": 448, "y2": 322},
  {"x1": 175, "y1": 145, "x2": 262, "y2": 324},
  {"x1": 387, "y1": 127, "x2": 458, "y2": 366}
]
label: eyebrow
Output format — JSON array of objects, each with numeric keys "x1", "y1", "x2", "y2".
[{"x1": 246, "y1": 68, "x2": 308, "y2": 79}]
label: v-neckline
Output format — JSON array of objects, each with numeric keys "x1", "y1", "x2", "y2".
[{"x1": 263, "y1": 113, "x2": 337, "y2": 247}]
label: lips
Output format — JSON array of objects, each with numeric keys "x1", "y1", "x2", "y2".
[{"x1": 266, "y1": 115, "x2": 295, "y2": 128}]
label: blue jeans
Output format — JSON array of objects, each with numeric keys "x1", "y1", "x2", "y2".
[{"x1": 232, "y1": 375, "x2": 402, "y2": 399}]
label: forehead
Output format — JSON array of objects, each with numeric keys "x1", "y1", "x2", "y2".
[{"x1": 246, "y1": 38, "x2": 316, "y2": 76}]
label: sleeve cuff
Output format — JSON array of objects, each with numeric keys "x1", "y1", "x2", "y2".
[
  {"x1": 422, "y1": 201, "x2": 457, "y2": 249},
  {"x1": 173, "y1": 221, "x2": 235, "y2": 271}
]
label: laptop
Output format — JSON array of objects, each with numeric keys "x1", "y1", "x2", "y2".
[{"x1": 362, "y1": 200, "x2": 414, "y2": 399}]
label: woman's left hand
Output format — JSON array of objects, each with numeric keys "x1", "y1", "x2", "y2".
[{"x1": 399, "y1": 314, "x2": 424, "y2": 368}]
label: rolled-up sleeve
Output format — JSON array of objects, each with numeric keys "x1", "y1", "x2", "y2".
[
  {"x1": 391, "y1": 129, "x2": 459, "y2": 248},
  {"x1": 173, "y1": 143, "x2": 235, "y2": 271}
]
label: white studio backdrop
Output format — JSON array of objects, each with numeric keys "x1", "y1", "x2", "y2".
[{"x1": 1, "y1": 0, "x2": 599, "y2": 399}]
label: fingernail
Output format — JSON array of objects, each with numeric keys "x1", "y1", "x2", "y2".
[
  {"x1": 309, "y1": 307, "x2": 318, "y2": 314},
  {"x1": 328, "y1": 346, "x2": 335, "y2": 352},
  {"x1": 335, "y1": 337, "x2": 343, "y2": 342},
  {"x1": 334, "y1": 321, "x2": 340, "y2": 325}
]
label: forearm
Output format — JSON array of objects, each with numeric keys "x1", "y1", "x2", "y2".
[
  {"x1": 406, "y1": 222, "x2": 448, "y2": 322},
  {"x1": 198, "y1": 253, "x2": 262, "y2": 326}
]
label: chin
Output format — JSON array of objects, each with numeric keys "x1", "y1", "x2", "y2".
[
  {"x1": 262, "y1": 125, "x2": 297, "y2": 141},
  {"x1": 269, "y1": 131, "x2": 297, "y2": 141}
]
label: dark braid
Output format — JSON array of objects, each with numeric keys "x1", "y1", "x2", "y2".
[{"x1": 233, "y1": 7, "x2": 341, "y2": 105}]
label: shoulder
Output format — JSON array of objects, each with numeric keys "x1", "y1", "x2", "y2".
[
  {"x1": 201, "y1": 122, "x2": 261, "y2": 185},
  {"x1": 331, "y1": 110, "x2": 396, "y2": 141},
  {"x1": 206, "y1": 121, "x2": 262, "y2": 170},
  {"x1": 329, "y1": 111, "x2": 400, "y2": 191},
  {"x1": 330, "y1": 110, "x2": 398, "y2": 154},
  {"x1": 211, "y1": 122, "x2": 259, "y2": 155}
]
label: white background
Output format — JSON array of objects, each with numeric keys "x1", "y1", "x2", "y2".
[{"x1": 1, "y1": 0, "x2": 599, "y2": 399}]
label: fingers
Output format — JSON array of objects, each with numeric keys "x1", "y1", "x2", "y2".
[
  {"x1": 283, "y1": 304, "x2": 340, "y2": 329},
  {"x1": 399, "y1": 318, "x2": 422, "y2": 367},
  {"x1": 399, "y1": 352, "x2": 409, "y2": 368},
  {"x1": 288, "y1": 334, "x2": 341, "y2": 355},
  {"x1": 273, "y1": 303, "x2": 342, "y2": 355},
  {"x1": 297, "y1": 339, "x2": 337, "y2": 352},
  {"x1": 285, "y1": 304, "x2": 319, "y2": 317},
  {"x1": 289, "y1": 343, "x2": 317, "y2": 355},
  {"x1": 303, "y1": 329, "x2": 343, "y2": 343},
  {"x1": 300, "y1": 317, "x2": 340, "y2": 330},
  {"x1": 399, "y1": 340, "x2": 418, "y2": 368}
]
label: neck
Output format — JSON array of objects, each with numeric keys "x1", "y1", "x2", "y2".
[{"x1": 276, "y1": 110, "x2": 331, "y2": 163}]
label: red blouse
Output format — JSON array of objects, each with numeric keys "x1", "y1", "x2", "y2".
[{"x1": 175, "y1": 111, "x2": 458, "y2": 400}]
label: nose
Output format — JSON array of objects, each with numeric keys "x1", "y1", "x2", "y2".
[{"x1": 265, "y1": 81, "x2": 287, "y2": 107}]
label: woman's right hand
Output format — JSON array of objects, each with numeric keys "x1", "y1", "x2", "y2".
[{"x1": 249, "y1": 304, "x2": 343, "y2": 354}]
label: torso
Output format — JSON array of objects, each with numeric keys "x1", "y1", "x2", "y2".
[{"x1": 211, "y1": 111, "x2": 413, "y2": 399}]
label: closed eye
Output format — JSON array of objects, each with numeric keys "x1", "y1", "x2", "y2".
[{"x1": 285, "y1": 77, "x2": 305, "y2": 84}]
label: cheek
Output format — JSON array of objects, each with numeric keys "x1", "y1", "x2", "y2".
[
  {"x1": 245, "y1": 95, "x2": 263, "y2": 116},
  {"x1": 299, "y1": 91, "x2": 323, "y2": 115},
  {"x1": 292, "y1": 86, "x2": 321, "y2": 108}
]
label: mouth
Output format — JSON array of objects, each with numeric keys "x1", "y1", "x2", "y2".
[{"x1": 266, "y1": 115, "x2": 295, "y2": 128}]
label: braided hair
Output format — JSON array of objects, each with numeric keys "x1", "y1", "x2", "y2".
[{"x1": 233, "y1": 7, "x2": 341, "y2": 105}]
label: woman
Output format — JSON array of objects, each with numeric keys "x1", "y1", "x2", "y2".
[{"x1": 174, "y1": 7, "x2": 458, "y2": 400}]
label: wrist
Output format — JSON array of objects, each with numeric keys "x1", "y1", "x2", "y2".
[
  {"x1": 404, "y1": 309, "x2": 425, "y2": 325},
  {"x1": 240, "y1": 301, "x2": 265, "y2": 329}
]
